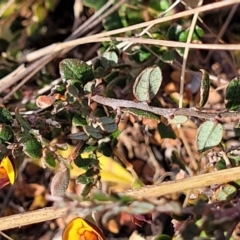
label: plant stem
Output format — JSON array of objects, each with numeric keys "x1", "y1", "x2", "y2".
[{"x1": 91, "y1": 95, "x2": 240, "y2": 121}]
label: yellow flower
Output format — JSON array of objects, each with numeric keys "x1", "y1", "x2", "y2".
[
  {"x1": 0, "y1": 167, "x2": 10, "y2": 189},
  {"x1": 0, "y1": 155, "x2": 15, "y2": 189},
  {"x1": 62, "y1": 217, "x2": 105, "y2": 240}
]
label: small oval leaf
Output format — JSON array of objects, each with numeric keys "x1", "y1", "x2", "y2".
[
  {"x1": 196, "y1": 121, "x2": 223, "y2": 153},
  {"x1": 101, "y1": 51, "x2": 118, "y2": 69},
  {"x1": 83, "y1": 126, "x2": 102, "y2": 139},
  {"x1": 59, "y1": 58, "x2": 94, "y2": 85},
  {"x1": 226, "y1": 76, "x2": 240, "y2": 110},
  {"x1": 168, "y1": 115, "x2": 188, "y2": 124},
  {"x1": 133, "y1": 65, "x2": 162, "y2": 102},
  {"x1": 51, "y1": 169, "x2": 70, "y2": 196},
  {"x1": 198, "y1": 69, "x2": 210, "y2": 109},
  {"x1": 22, "y1": 137, "x2": 43, "y2": 159}
]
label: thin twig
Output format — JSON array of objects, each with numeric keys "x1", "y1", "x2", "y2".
[
  {"x1": 91, "y1": 95, "x2": 240, "y2": 121},
  {"x1": 178, "y1": 128, "x2": 198, "y2": 171},
  {"x1": 27, "y1": 36, "x2": 240, "y2": 58},
  {"x1": 179, "y1": 0, "x2": 203, "y2": 108}
]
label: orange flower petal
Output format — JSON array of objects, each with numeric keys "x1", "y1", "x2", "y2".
[
  {"x1": 0, "y1": 167, "x2": 10, "y2": 189},
  {"x1": 0, "y1": 155, "x2": 15, "y2": 184}
]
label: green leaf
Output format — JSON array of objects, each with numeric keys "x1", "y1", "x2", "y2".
[
  {"x1": 123, "y1": 108, "x2": 160, "y2": 120},
  {"x1": 130, "y1": 46, "x2": 151, "y2": 63},
  {"x1": 215, "y1": 184, "x2": 237, "y2": 201},
  {"x1": 81, "y1": 182, "x2": 94, "y2": 196},
  {"x1": 59, "y1": 59, "x2": 94, "y2": 85},
  {"x1": 22, "y1": 137, "x2": 43, "y2": 159},
  {"x1": 0, "y1": 107, "x2": 13, "y2": 124},
  {"x1": 74, "y1": 156, "x2": 97, "y2": 170},
  {"x1": 198, "y1": 69, "x2": 210, "y2": 108},
  {"x1": 101, "y1": 51, "x2": 118, "y2": 69},
  {"x1": 159, "y1": 0, "x2": 170, "y2": 10},
  {"x1": 42, "y1": 149, "x2": 56, "y2": 168},
  {"x1": 216, "y1": 158, "x2": 226, "y2": 170},
  {"x1": 52, "y1": 101, "x2": 68, "y2": 114},
  {"x1": 171, "y1": 150, "x2": 187, "y2": 171},
  {"x1": 91, "y1": 192, "x2": 117, "y2": 202},
  {"x1": 68, "y1": 132, "x2": 89, "y2": 141},
  {"x1": 83, "y1": 126, "x2": 102, "y2": 139},
  {"x1": 196, "y1": 121, "x2": 223, "y2": 153},
  {"x1": 161, "y1": 49, "x2": 177, "y2": 63},
  {"x1": 167, "y1": 24, "x2": 182, "y2": 41},
  {"x1": 154, "y1": 234, "x2": 172, "y2": 240},
  {"x1": 104, "y1": 11, "x2": 123, "y2": 31},
  {"x1": 0, "y1": 124, "x2": 14, "y2": 142},
  {"x1": 226, "y1": 76, "x2": 240, "y2": 110},
  {"x1": 15, "y1": 109, "x2": 31, "y2": 133},
  {"x1": 76, "y1": 174, "x2": 94, "y2": 185},
  {"x1": 72, "y1": 114, "x2": 87, "y2": 127},
  {"x1": 181, "y1": 222, "x2": 200, "y2": 239},
  {"x1": 97, "y1": 117, "x2": 118, "y2": 133},
  {"x1": 178, "y1": 25, "x2": 204, "y2": 42},
  {"x1": 83, "y1": 0, "x2": 107, "y2": 10},
  {"x1": 168, "y1": 115, "x2": 188, "y2": 124},
  {"x1": 66, "y1": 85, "x2": 79, "y2": 98},
  {"x1": 130, "y1": 201, "x2": 154, "y2": 214},
  {"x1": 133, "y1": 65, "x2": 162, "y2": 102},
  {"x1": 158, "y1": 122, "x2": 176, "y2": 139}
]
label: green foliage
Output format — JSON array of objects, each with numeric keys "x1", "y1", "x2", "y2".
[
  {"x1": 196, "y1": 121, "x2": 223, "y2": 153},
  {"x1": 198, "y1": 69, "x2": 210, "y2": 109},
  {"x1": 0, "y1": 124, "x2": 14, "y2": 143},
  {"x1": 59, "y1": 59, "x2": 94, "y2": 86},
  {"x1": 83, "y1": 0, "x2": 107, "y2": 10},
  {"x1": 0, "y1": 107, "x2": 13, "y2": 124},
  {"x1": 158, "y1": 122, "x2": 176, "y2": 139},
  {"x1": 226, "y1": 76, "x2": 240, "y2": 110},
  {"x1": 21, "y1": 136, "x2": 43, "y2": 159},
  {"x1": 124, "y1": 108, "x2": 160, "y2": 120},
  {"x1": 133, "y1": 65, "x2": 162, "y2": 102}
]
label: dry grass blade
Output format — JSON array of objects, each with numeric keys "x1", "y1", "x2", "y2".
[{"x1": 18, "y1": 0, "x2": 240, "y2": 63}]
